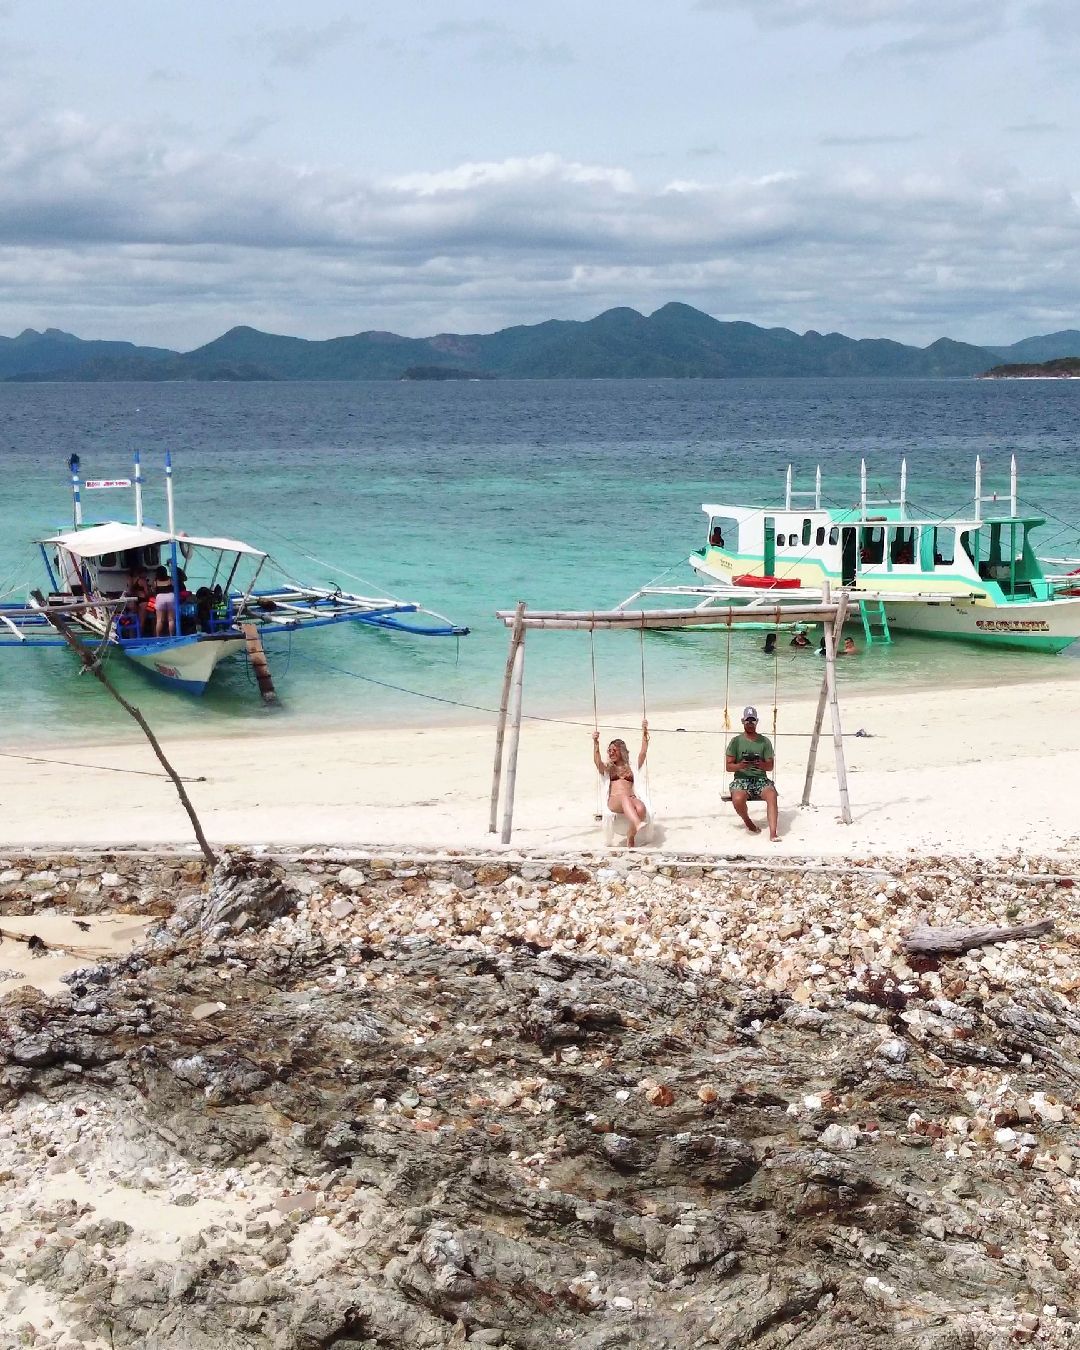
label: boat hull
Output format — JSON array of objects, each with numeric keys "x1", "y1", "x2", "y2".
[
  {"x1": 119, "y1": 634, "x2": 247, "y2": 694},
  {"x1": 689, "y1": 557, "x2": 1080, "y2": 652},
  {"x1": 882, "y1": 599, "x2": 1080, "y2": 653}
]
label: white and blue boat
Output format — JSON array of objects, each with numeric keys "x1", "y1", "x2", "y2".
[{"x1": 0, "y1": 452, "x2": 468, "y2": 696}]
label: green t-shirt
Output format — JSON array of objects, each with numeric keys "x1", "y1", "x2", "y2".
[{"x1": 727, "y1": 732, "x2": 773, "y2": 781}]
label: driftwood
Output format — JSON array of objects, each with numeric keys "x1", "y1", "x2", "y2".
[{"x1": 902, "y1": 918, "x2": 1055, "y2": 956}]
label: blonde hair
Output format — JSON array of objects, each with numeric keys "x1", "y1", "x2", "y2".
[{"x1": 607, "y1": 738, "x2": 629, "y2": 762}]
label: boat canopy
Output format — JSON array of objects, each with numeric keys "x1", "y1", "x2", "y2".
[{"x1": 40, "y1": 522, "x2": 266, "y2": 559}]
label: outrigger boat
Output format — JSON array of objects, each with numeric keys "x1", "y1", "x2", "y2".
[
  {"x1": 0, "y1": 452, "x2": 468, "y2": 695},
  {"x1": 620, "y1": 457, "x2": 1080, "y2": 653}
]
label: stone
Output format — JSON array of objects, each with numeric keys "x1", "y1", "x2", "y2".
[
  {"x1": 329, "y1": 897, "x2": 356, "y2": 919},
  {"x1": 337, "y1": 867, "x2": 367, "y2": 890},
  {"x1": 191, "y1": 1002, "x2": 226, "y2": 1021}
]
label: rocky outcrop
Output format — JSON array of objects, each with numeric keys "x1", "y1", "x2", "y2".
[{"x1": 1, "y1": 850, "x2": 1078, "y2": 1347}]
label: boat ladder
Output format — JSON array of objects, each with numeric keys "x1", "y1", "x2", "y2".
[{"x1": 858, "y1": 597, "x2": 892, "y2": 645}]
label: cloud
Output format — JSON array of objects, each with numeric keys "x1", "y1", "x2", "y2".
[
  {"x1": 696, "y1": 0, "x2": 1014, "y2": 55},
  {"x1": 417, "y1": 19, "x2": 573, "y2": 67},
  {"x1": 820, "y1": 132, "x2": 924, "y2": 146},
  {"x1": 248, "y1": 18, "x2": 361, "y2": 70},
  {"x1": 0, "y1": 110, "x2": 1078, "y2": 347}
]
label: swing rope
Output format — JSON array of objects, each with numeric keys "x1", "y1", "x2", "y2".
[
  {"x1": 771, "y1": 608, "x2": 780, "y2": 745},
  {"x1": 589, "y1": 623, "x2": 604, "y2": 821},
  {"x1": 638, "y1": 614, "x2": 651, "y2": 799},
  {"x1": 722, "y1": 621, "x2": 732, "y2": 732}
]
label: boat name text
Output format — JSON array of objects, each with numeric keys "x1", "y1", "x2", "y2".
[{"x1": 974, "y1": 619, "x2": 1051, "y2": 632}]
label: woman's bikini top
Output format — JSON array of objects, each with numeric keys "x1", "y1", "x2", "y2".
[{"x1": 607, "y1": 761, "x2": 634, "y2": 784}]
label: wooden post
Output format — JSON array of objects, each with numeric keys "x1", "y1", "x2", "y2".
[
  {"x1": 489, "y1": 600, "x2": 526, "y2": 832},
  {"x1": 823, "y1": 588, "x2": 852, "y2": 824},
  {"x1": 801, "y1": 580, "x2": 831, "y2": 806},
  {"x1": 499, "y1": 626, "x2": 527, "y2": 845}
]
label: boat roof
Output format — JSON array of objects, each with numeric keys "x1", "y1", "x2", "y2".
[
  {"x1": 700, "y1": 503, "x2": 1043, "y2": 529},
  {"x1": 41, "y1": 522, "x2": 266, "y2": 559}
]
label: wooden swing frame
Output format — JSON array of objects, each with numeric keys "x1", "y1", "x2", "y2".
[{"x1": 489, "y1": 583, "x2": 853, "y2": 844}]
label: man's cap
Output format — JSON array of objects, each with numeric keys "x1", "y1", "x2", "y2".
[{"x1": 742, "y1": 705, "x2": 759, "y2": 721}]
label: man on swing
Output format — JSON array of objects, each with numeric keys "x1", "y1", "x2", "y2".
[{"x1": 726, "y1": 706, "x2": 780, "y2": 842}]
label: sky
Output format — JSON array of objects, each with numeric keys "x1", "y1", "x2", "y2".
[{"x1": 0, "y1": 0, "x2": 1077, "y2": 349}]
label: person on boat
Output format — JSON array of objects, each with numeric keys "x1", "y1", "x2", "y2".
[
  {"x1": 592, "y1": 723, "x2": 649, "y2": 848},
  {"x1": 127, "y1": 567, "x2": 153, "y2": 635},
  {"x1": 151, "y1": 565, "x2": 178, "y2": 637},
  {"x1": 726, "y1": 706, "x2": 780, "y2": 842},
  {"x1": 790, "y1": 630, "x2": 811, "y2": 649},
  {"x1": 763, "y1": 632, "x2": 777, "y2": 654}
]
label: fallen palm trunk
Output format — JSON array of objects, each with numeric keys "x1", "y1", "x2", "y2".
[{"x1": 902, "y1": 918, "x2": 1054, "y2": 956}]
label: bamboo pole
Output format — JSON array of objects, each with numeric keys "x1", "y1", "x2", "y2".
[
  {"x1": 801, "y1": 580, "x2": 831, "y2": 806},
  {"x1": 489, "y1": 601, "x2": 526, "y2": 832},
  {"x1": 31, "y1": 591, "x2": 217, "y2": 864},
  {"x1": 500, "y1": 627, "x2": 527, "y2": 844},
  {"x1": 822, "y1": 588, "x2": 852, "y2": 824},
  {"x1": 496, "y1": 604, "x2": 840, "y2": 628}
]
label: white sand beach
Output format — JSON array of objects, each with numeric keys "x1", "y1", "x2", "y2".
[{"x1": 2, "y1": 669, "x2": 1079, "y2": 860}]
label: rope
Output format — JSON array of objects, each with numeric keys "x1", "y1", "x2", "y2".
[
  {"x1": 589, "y1": 625, "x2": 603, "y2": 821},
  {"x1": 286, "y1": 649, "x2": 868, "y2": 738},
  {"x1": 638, "y1": 614, "x2": 651, "y2": 800},
  {"x1": 0, "y1": 749, "x2": 206, "y2": 781},
  {"x1": 722, "y1": 622, "x2": 732, "y2": 732},
  {"x1": 771, "y1": 609, "x2": 780, "y2": 744}
]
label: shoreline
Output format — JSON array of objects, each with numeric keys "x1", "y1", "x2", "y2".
[{"x1": 3, "y1": 668, "x2": 1080, "y2": 859}]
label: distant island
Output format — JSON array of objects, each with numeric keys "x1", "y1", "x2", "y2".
[
  {"x1": 400, "y1": 365, "x2": 494, "y2": 381},
  {"x1": 1, "y1": 308, "x2": 1078, "y2": 382},
  {"x1": 979, "y1": 357, "x2": 1080, "y2": 379}
]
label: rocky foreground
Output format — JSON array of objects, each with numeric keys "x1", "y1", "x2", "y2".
[{"x1": 1, "y1": 848, "x2": 1079, "y2": 1349}]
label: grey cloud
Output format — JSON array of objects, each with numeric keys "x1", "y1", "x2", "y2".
[
  {"x1": 820, "y1": 132, "x2": 923, "y2": 146},
  {"x1": 1004, "y1": 120, "x2": 1060, "y2": 135},
  {"x1": 249, "y1": 18, "x2": 361, "y2": 70},
  {"x1": 418, "y1": 18, "x2": 573, "y2": 67},
  {"x1": 0, "y1": 114, "x2": 1078, "y2": 347}
]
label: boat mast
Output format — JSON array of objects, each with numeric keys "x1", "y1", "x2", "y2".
[
  {"x1": 974, "y1": 456, "x2": 982, "y2": 522},
  {"x1": 1011, "y1": 454, "x2": 1018, "y2": 517},
  {"x1": 785, "y1": 465, "x2": 793, "y2": 510},
  {"x1": 899, "y1": 458, "x2": 907, "y2": 521},
  {"x1": 165, "y1": 451, "x2": 182, "y2": 630},
  {"x1": 134, "y1": 451, "x2": 143, "y2": 527},
  {"x1": 860, "y1": 459, "x2": 867, "y2": 517},
  {"x1": 69, "y1": 454, "x2": 82, "y2": 527}
]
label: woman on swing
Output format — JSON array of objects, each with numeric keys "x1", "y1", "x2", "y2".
[{"x1": 592, "y1": 722, "x2": 649, "y2": 847}]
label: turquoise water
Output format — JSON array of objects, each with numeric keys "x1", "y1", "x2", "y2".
[{"x1": 2, "y1": 377, "x2": 1079, "y2": 747}]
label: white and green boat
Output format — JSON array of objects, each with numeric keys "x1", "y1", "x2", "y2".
[{"x1": 636, "y1": 458, "x2": 1080, "y2": 653}]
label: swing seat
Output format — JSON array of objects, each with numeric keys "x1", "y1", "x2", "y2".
[{"x1": 602, "y1": 786, "x2": 655, "y2": 847}]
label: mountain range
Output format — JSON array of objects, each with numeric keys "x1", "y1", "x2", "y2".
[{"x1": 3, "y1": 304, "x2": 1079, "y2": 382}]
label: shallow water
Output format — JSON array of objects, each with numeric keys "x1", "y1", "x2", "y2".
[{"x1": 1, "y1": 377, "x2": 1078, "y2": 747}]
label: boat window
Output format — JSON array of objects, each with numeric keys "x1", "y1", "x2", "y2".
[
  {"x1": 142, "y1": 545, "x2": 160, "y2": 567},
  {"x1": 101, "y1": 552, "x2": 117, "y2": 568},
  {"x1": 802, "y1": 518, "x2": 812, "y2": 546},
  {"x1": 889, "y1": 527, "x2": 916, "y2": 566},
  {"x1": 828, "y1": 526, "x2": 839, "y2": 546},
  {"x1": 859, "y1": 527, "x2": 885, "y2": 565},
  {"x1": 708, "y1": 515, "x2": 737, "y2": 550},
  {"x1": 815, "y1": 527, "x2": 825, "y2": 546},
  {"x1": 775, "y1": 534, "x2": 785, "y2": 549},
  {"x1": 933, "y1": 527, "x2": 955, "y2": 565},
  {"x1": 788, "y1": 533, "x2": 798, "y2": 547}
]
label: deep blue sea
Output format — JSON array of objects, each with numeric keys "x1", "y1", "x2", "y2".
[{"x1": 1, "y1": 378, "x2": 1079, "y2": 747}]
